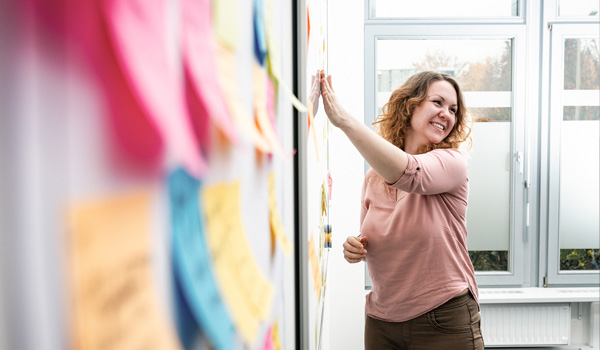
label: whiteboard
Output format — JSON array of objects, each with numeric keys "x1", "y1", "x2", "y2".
[{"x1": 0, "y1": 0, "x2": 298, "y2": 349}]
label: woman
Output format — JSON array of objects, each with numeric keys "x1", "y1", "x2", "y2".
[{"x1": 320, "y1": 70, "x2": 484, "y2": 349}]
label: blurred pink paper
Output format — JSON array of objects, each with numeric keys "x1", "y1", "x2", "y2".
[
  {"x1": 261, "y1": 326, "x2": 275, "y2": 350},
  {"x1": 182, "y1": 0, "x2": 238, "y2": 145},
  {"x1": 104, "y1": 0, "x2": 205, "y2": 177},
  {"x1": 266, "y1": 77, "x2": 278, "y2": 137},
  {"x1": 22, "y1": 0, "x2": 164, "y2": 167}
]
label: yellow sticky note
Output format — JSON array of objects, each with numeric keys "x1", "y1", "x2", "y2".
[
  {"x1": 272, "y1": 319, "x2": 283, "y2": 350},
  {"x1": 307, "y1": 100, "x2": 320, "y2": 163},
  {"x1": 213, "y1": 0, "x2": 238, "y2": 49},
  {"x1": 216, "y1": 43, "x2": 270, "y2": 152},
  {"x1": 269, "y1": 172, "x2": 292, "y2": 256},
  {"x1": 308, "y1": 230, "x2": 322, "y2": 300},
  {"x1": 203, "y1": 181, "x2": 275, "y2": 344},
  {"x1": 68, "y1": 192, "x2": 181, "y2": 350}
]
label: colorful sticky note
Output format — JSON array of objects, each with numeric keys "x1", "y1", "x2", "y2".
[
  {"x1": 254, "y1": 63, "x2": 285, "y2": 157},
  {"x1": 269, "y1": 172, "x2": 292, "y2": 256},
  {"x1": 307, "y1": 100, "x2": 320, "y2": 162},
  {"x1": 203, "y1": 181, "x2": 275, "y2": 344},
  {"x1": 104, "y1": 0, "x2": 205, "y2": 177},
  {"x1": 216, "y1": 43, "x2": 270, "y2": 152},
  {"x1": 261, "y1": 326, "x2": 275, "y2": 350},
  {"x1": 213, "y1": 0, "x2": 239, "y2": 50},
  {"x1": 168, "y1": 168, "x2": 235, "y2": 350},
  {"x1": 308, "y1": 229, "x2": 322, "y2": 300},
  {"x1": 272, "y1": 319, "x2": 283, "y2": 350},
  {"x1": 63, "y1": 0, "x2": 164, "y2": 165},
  {"x1": 253, "y1": 0, "x2": 267, "y2": 65},
  {"x1": 67, "y1": 192, "x2": 181, "y2": 350},
  {"x1": 182, "y1": 0, "x2": 238, "y2": 145}
]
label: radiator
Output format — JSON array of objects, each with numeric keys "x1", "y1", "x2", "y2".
[{"x1": 481, "y1": 303, "x2": 571, "y2": 346}]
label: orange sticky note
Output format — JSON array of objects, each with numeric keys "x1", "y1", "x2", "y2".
[{"x1": 68, "y1": 192, "x2": 181, "y2": 350}]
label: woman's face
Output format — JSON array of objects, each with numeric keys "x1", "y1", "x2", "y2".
[{"x1": 404, "y1": 80, "x2": 457, "y2": 153}]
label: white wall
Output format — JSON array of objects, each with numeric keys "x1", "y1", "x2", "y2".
[{"x1": 326, "y1": 1, "x2": 366, "y2": 350}]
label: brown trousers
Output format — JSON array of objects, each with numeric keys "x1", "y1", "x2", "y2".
[{"x1": 364, "y1": 292, "x2": 484, "y2": 350}]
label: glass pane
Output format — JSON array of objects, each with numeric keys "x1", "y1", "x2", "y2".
[
  {"x1": 564, "y1": 38, "x2": 600, "y2": 90},
  {"x1": 563, "y1": 106, "x2": 600, "y2": 120},
  {"x1": 469, "y1": 107, "x2": 511, "y2": 122},
  {"x1": 375, "y1": 39, "x2": 513, "y2": 272},
  {"x1": 558, "y1": 0, "x2": 599, "y2": 18},
  {"x1": 559, "y1": 120, "x2": 600, "y2": 270},
  {"x1": 371, "y1": 0, "x2": 519, "y2": 18},
  {"x1": 559, "y1": 35, "x2": 600, "y2": 271}
]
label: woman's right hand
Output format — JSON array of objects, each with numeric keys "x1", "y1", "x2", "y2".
[
  {"x1": 343, "y1": 235, "x2": 368, "y2": 263},
  {"x1": 319, "y1": 70, "x2": 350, "y2": 129}
]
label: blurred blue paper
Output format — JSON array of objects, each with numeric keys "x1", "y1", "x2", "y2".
[
  {"x1": 253, "y1": 0, "x2": 267, "y2": 65},
  {"x1": 173, "y1": 269, "x2": 199, "y2": 350},
  {"x1": 169, "y1": 168, "x2": 235, "y2": 350}
]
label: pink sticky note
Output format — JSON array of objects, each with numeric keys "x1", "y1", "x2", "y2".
[
  {"x1": 261, "y1": 326, "x2": 275, "y2": 350},
  {"x1": 266, "y1": 77, "x2": 278, "y2": 137},
  {"x1": 182, "y1": 0, "x2": 238, "y2": 145},
  {"x1": 26, "y1": 0, "x2": 164, "y2": 166},
  {"x1": 104, "y1": 0, "x2": 205, "y2": 177}
]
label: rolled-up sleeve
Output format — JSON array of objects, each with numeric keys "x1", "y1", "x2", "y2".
[{"x1": 385, "y1": 148, "x2": 468, "y2": 195}]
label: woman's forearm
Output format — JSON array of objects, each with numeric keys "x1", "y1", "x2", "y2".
[{"x1": 338, "y1": 113, "x2": 408, "y2": 184}]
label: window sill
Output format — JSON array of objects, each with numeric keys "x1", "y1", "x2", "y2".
[{"x1": 478, "y1": 287, "x2": 600, "y2": 304}]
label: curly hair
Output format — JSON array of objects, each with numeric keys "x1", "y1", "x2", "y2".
[{"x1": 373, "y1": 71, "x2": 472, "y2": 154}]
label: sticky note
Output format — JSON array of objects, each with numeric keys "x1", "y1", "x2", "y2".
[
  {"x1": 104, "y1": 0, "x2": 205, "y2": 177},
  {"x1": 254, "y1": 63, "x2": 285, "y2": 157},
  {"x1": 308, "y1": 230, "x2": 322, "y2": 300},
  {"x1": 261, "y1": 326, "x2": 274, "y2": 350},
  {"x1": 182, "y1": 0, "x2": 238, "y2": 144},
  {"x1": 213, "y1": 0, "x2": 238, "y2": 49},
  {"x1": 216, "y1": 43, "x2": 271, "y2": 153},
  {"x1": 272, "y1": 319, "x2": 283, "y2": 350},
  {"x1": 253, "y1": 0, "x2": 267, "y2": 65},
  {"x1": 203, "y1": 181, "x2": 275, "y2": 344},
  {"x1": 67, "y1": 192, "x2": 181, "y2": 350},
  {"x1": 269, "y1": 172, "x2": 292, "y2": 256},
  {"x1": 168, "y1": 168, "x2": 235, "y2": 350}
]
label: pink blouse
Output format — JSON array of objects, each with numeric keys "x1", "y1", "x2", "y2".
[{"x1": 360, "y1": 148, "x2": 478, "y2": 322}]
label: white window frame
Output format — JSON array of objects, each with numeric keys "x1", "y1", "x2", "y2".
[{"x1": 544, "y1": 21, "x2": 600, "y2": 286}]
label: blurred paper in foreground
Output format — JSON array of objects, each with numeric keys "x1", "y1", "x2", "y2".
[{"x1": 67, "y1": 192, "x2": 180, "y2": 350}]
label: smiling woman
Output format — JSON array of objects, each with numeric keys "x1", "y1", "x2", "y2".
[{"x1": 319, "y1": 70, "x2": 482, "y2": 350}]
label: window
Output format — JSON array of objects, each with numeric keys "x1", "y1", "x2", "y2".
[
  {"x1": 546, "y1": 23, "x2": 599, "y2": 285},
  {"x1": 365, "y1": 0, "x2": 600, "y2": 288}
]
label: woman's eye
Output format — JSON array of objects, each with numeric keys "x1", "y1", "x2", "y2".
[
  {"x1": 450, "y1": 108, "x2": 457, "y2": 114},
  {"x1": 433, "y1": 100, "x2": 442, "y2": 105}
]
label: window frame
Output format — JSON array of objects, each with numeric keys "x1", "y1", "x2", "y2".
[
  {"x1": 364, "y1": 23, "x2": 529, "y2": 287},
  {"x1": 365, "y1": 0, "x2": 525, "y2": 24},
  {"x1": 545, "y1": 22, "x2": 600, "y2": 286}
]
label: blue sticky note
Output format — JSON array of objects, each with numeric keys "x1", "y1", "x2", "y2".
[
  {"x1": 253, "y1": 0, "x2": 267, "y2": 65},
  {"x1": 173, "y1": 271, "x2": 199, "y2": 350},
  {"x1": 169, "y1": 168, "x2": 235, "y2": 350}
]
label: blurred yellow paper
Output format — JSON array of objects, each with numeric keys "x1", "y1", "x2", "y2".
[
  {"x1": 203, "y1": 181, "x2": 275, "y2": 344},
  {"x1": 68, "y1": 192, "x2": 180, "y2": 350},
  {"x1": 268, "y1": 172, "x2": 292, "y2": 256},
  {"x1": 272, "y1": 319, "x2": 283, "y2": 350},
  {"x1": 216, "y1": 43, "x2": 270, "y2": 152},
  {"x1": 308, "y1": 230, "x2": 322, "y2": 300},
  {"x1": 213, "y1": 0, "x2": 238, "y2": 49}
]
